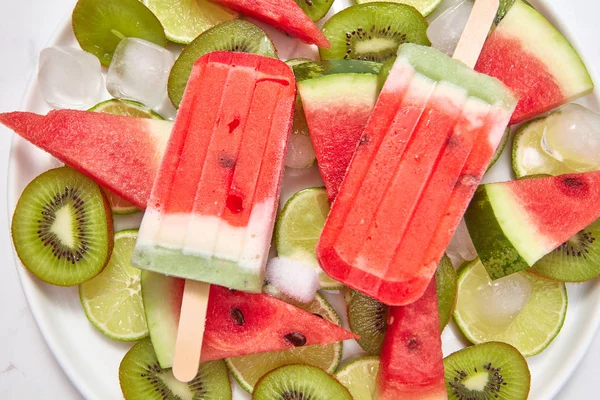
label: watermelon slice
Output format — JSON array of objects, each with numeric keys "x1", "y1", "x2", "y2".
[
  {"x1": 0, "y1": 110, "x2": 172, "y2": 209},
  {"x1": 141, "y1": 271, "x2": 357, "y2": 367},
  {"x1": 377, "y1": 278, "x2": 446, "y2": 399},
  {"x1": 210, "y1": 0, "x2": 330, "y2": 48},
  {"x1": 295, "y1": 60, "x2": 381, "y2": 201},
  {"x1": 465, "y1": 171, "x2": 600, "y2": 279},
  {"x1": 475, "y1": 0, "x2": 593, "y2": 125}
]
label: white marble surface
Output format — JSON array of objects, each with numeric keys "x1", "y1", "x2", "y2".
[{"x1": 0, "y1": 0, "x2": 599, "y2": 398}]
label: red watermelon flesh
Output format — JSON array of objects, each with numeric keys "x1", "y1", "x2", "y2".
[
  {"x1": 0, "y1": 110, "x2": 172, "y2": 209},
  {"x1": 377, "y1": 278, "x2": 446, "y2": 400},
  {"x1": 210, "y1": 0, "x2": 330, "y2": 48},
  {"x1": 141, "y1": 271, "x2": 358, "y2": 367}
]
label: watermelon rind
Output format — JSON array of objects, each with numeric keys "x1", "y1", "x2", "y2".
[{"x1": 293, "y1": 59, "x2": 382, "y2": 82}]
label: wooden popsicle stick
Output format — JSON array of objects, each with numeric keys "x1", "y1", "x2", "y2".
[
  {"x1": 172, "y1": 280, "x2": 211, "y2": 382},
  {"x1": 453, "y1": 0, "x2": 500, "y2": 69}
]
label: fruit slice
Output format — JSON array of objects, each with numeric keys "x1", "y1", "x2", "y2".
[
  {"x1": 253, "y1": 365, "x2": 352, "y2": 400},
  {"x1": 167, "y1": 20, "x2": 277, "y2": 107},
  {"x1": 294, "y1": 60, "x2": 381, "y2": 200},
  {"x1": 225, "y1": 293, "x2": 343, "y2": 392},
  {"x1": 11, "y1": 167, "x2": 113, "y2": 286},
  {"x1": 346, "y1": 290, "x2": 389, "y2": 355},
  {"x1": 320, "y1": 3, "x2": 430, "y2": 62},
  {"x1": 275, "y1": 187, "x2": 341, "y2": 289},
  {"x1": 142, "y1": 0, "x2": 238, "y2": 44},
  {"x1": 0, "y1": 110, "x2": 173, "y2": 209},
  {"x1": 443, "y1": 342, "x2": 531, "y2": 400},
  {"x1": 355, "y1": 0, "x2": 442, "y2": 17},
  {"x1": 72, "y1": 0, "x2": 166, "y2": 66},
  {"x1": 79, "y1": 230, "x2": 147, "y2": 341},
  {"x1": 488, "y1": 127, "x2": 510, "y2": 172},
  {"x1": 119, "y1": 338, "x2": 231, "y2": 400},
  {"x1": 141, "y1": 272, "x2": 357, "y2": 367},
  {"x1": 210, "y1": 0, "x2": 330, "y2": 47},
  {"x1": 335, "y1": 356, "x2": 380, "y2": 400},
  {"x1": 294, "y1": 0, "x2": 334, "y2": 22},
  {"x1": 453, "y1": 258, "x2": 567, "y2": 356},
  {"x1": 377, "y1": 278, "x2": 446, "y2": 399},
  {"x1": 436, "y1": 254, "x2": 458, "y2": 329},
  {"x1": 464, "y1": 171, "x2": 600, "y2": 279},
  {"x1": 475, "y1": 0, "x2": 593, "y2": 124}
]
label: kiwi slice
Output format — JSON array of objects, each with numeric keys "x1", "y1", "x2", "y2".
[
  {"x1": 253, "y1": 364, "x2": 352, "y2": 400},
  {"x1": 72, "y1": 0, "x2": 166, "y2": 67},
  {"x1": 444, "y1": 342, "x2": 531, "y2": 400},
  {"x1": 436, "y1": 254, "x2": 458, "y2": 329},
  {"x1": 346, "y1": 289, "x2": 389, "y2": 355},
  {"x1": 320, "y1": 3, "x2": 430, "y2": 62},
  {"x1": 11, "y1": 167, "x2": 113, "y2": 286},
  {"x1": 294, "y1": 0, "x2": 334, "y2": 22},
  {"x1": 168, "y1": 20, "x2": 278, "y2": 108},
  {"x1": 119, "y1": 338, "x2": 232, "y2": 399}
]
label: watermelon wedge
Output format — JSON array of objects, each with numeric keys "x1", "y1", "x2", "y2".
[
  {"x1": 210, "y1": 0, "x2": 330, "y2": 48},
  {"x1": 0, "y1": 110, "x2": 172, "y2": 209},
  {"x1": 141, "y1": 271, "x2": 358, "y2": 367},
  {"x1": 295, "y1": 60, "x2": 381, "y2": 201},
  {"x1": 465, "y1": 171, "x2": 600, "y2": 279},
  {"x1": 377, "y1": 278, "x2": 446, "y2": 399},
  {"x1": 475, "y1": 0, "x2": 593, "y2": 125}
]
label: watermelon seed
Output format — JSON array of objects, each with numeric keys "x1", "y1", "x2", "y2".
[
  {"x1": 284, "y1": 332, "x2": 307, "y2": 346},
  {"x1": 230, "y1": 308, "x2": 245, "y2": 326}
]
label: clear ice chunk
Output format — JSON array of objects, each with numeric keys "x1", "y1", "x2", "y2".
[
  {"x1": 106, "y1": 38, "x2": 174, "y2": 109},
  {"x1": 265, "y1": 256, "x2": 319, "y2": 303},
  {"x1": 427, "y1": 0, "x2": 474, "y2": 56},
  {"x1": 474, "y1": 273, "x2": 532, "y2": 327},
  {"x1": 285, "y1": 133, "x2": 316, "y2": 168},
  {"x1": 445, "y1": 219, "x2": 478, "y2": 266},
  {"x1": 541, "y1": 103, "x2": 600, "y2": 172},
  {"x1": 38, "y1": 47, "x2": 104, "y2": 109}
]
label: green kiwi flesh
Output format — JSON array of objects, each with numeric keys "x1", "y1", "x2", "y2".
[
  {"x1": 11, "y1": 167, "x2": 113, "y2": 286},
  {"x1": 444, "y1": 342, "x2": 531, "y2": 400},
  {"x1": 320, "y1": 3, "x2": 430, "y2": 63},
  {"x1": 168, "y1": 20, "x2": 277, "y2": 108},
  {"x1": 119, "y1": 338, "x2": 232, "y2": 400},
  {"x1": 72, "y1": 0, "x2": 166, "y2": 67},
  {"x1": 252, "y1": 364, "x2": 352, "y2": 400},
  {"x1": 436, "y1": 254, "x2": 458, "y2": 329},
  {"x1": 294, "y1": 0, "x2": 334, "y2": 22},
  {"x1": 346, "y1": 289, "x2": 389, "y2": 355}
]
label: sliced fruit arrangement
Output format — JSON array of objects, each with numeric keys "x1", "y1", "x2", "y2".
[
  {"x1": 475, "y1": 0, "x2": 593, "y2": 124},
  {"x1": 167, "y1": 20, "x2": 277, "y2": 108},
  {"x1": 253, "y1": 364, "x2": 353, "y2": 400},
  {"x1": 320, "y1": 3, "x2": 430, "y2": 62},
  {"x1": 72, "y1": 0, "x2": 166, "y2": 66},
  {"x1": 355, "y1": 0, "x2": 442, "y2": 17},
  {"x1": 444, "y1": 342, "x2": 531, "y2": 400},
  {"x1": 79, "y1": 230, "x2": 147, "y2": 341},
  {"x1": 335, "y1": 356, "x2": 380, "y2": 400},
  {"x1": 11, "y1": 167, "x2": 113, "y2": 286},
  {"x1": 142, "y1": 0, "x2": 238, "y2": 44},
  {"x1": 119, "y1": 338, "x2": 232, "y2": 400},
  {"x1": 465, "y1": 171, "x2": 600, "y2": 279},
  {"x1": 454, "y1": 258, "x2": 567, "y2": 357},
  {"x1": 294, "y1": 0, "x2": 335, "y2": 22}
]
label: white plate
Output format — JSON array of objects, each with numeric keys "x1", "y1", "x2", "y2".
[{"x1": 7, "y1": 0, "x2": 600, "y2": 399}]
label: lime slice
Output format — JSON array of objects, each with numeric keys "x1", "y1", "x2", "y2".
[
  {"x1": 453, "y1": 258, "x2": 567, "y2": 357},
  {"x1": 225, "y1": 293, "x2": 343, "y2": 393},
  {"x1": 142, "y1": 0, "x2": 238, "y2": 44},
  {"x1": 275, "y1": 187, "x2": 342, "y2": 289},
  {"x1": 355, "y1": 0, "x2": 442, "y2": 17},
  {"x1": 335, "y1": 357, "x2": 380, "y2": 400},
  {"x1": 79, "y1": 230, "x2": 148, "y2": 341}
]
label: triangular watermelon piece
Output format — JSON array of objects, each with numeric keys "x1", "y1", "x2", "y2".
[
  {"x1": 210, "y1": 0, "x2": 330, "y2": 48},
  {"x1": 0, "y1": 110, "x2": 172, "y2": 209},
  {"x1": 141, "y1": 271, "x2": 357, "y2": 367},
  {"x1": 466, "y1": 171, "x2": 600, "y2": 279}
]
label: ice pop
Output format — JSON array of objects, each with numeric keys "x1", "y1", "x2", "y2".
[{"x1": 317, "y1": 44, "x2": 517, "y2": 306}]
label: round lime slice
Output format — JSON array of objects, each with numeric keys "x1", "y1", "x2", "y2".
[
  {"x1": 335, "y1": 356, "x2": 380, "y2": 400},
  {"x1": 453, "y1": 258, "x2": 567, "y2": 357},
  {"x1": 225, "y1": 293, "x2": 343, "y2": 393},
  {"x1": 355, "y1": 0, "x2": 442, "y2": 17},
  {"x1": 275, "y1": 187, "x2": 342, "y2": 289},
  {"x1": 79, "y1": 229, "x2": 148, "y2": 341}
]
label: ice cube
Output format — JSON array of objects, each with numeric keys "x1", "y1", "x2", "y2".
[
  {"x1": 427, "y1": 0, "x2": 474, "y2": 56},
  {"x1": 285, "y1": 133, "x2": 316, "y2": 168},
  {"x1": 541, "y1": 104, "x2": 600, "y2": 172},
  {"x1": 265, "y1": 257, "x2": 319, "y2": 303},
  {"x1": 475, "y1": 273, "x2": 532, "y2": 327},
  {"x1": 38, "y1": 47, "x2": 104, "y2": 109},
  {"x1": 445, "y1": 219, "x2": 478, "y2": 266},
  {"x1": 106, "y1": 38, "x2": 173, "y2": 109}
]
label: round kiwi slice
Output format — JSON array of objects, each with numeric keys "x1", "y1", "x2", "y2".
[
  {"x1": 253, "y1": 364, "x2": 352, "y2": 400},
  {"x1": 436, "y1": 254, "x2": 458, "y2": 329},
  {"x1": 72, "y1": 0, "x2": 166, "y2": 67},
  {"x1": 294, "y1": 0, "x2": 334, "y2": 22},
  {"x1": 11, "y1": 167, "x2": 113, "y2": 286},
  {"x1": 346, "y1": 289, "x2": 389, "y2": 355},
  {"x1": 119, "y1": 338, "x2": 232, "y2": 399},
  {"x1": 320, "y1": 3, "x2": 430, "y2": 63},
  {"x1": 168, "y1": 20, "x2": 278, "y2": 108},
  {"x1": 444, "y1": 342, "x2": 531, "y2": 400}
]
